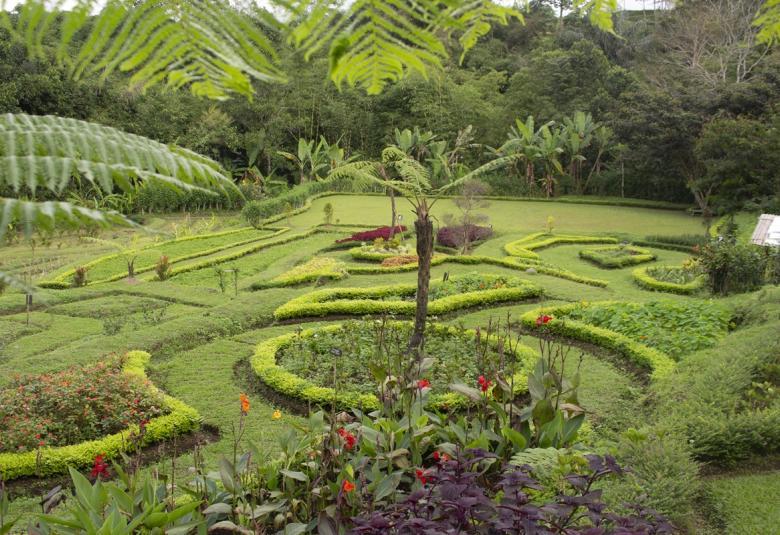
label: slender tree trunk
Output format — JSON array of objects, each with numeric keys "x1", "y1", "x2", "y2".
[
  {"x1": 389, "y1": 188, "x2": 397, "y2": 238},
  {"x1": 409, "y1": 213, "x2": 433, "y2": 353}
]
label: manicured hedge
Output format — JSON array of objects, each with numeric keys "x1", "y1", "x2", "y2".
[
  {"x1": 346, "y1": 254, "x2": 608, "y2": 287},
  {"x1": 0, "y1": 351, "x2": 200, "y2": 480},
  {"x1": 632, "y1": 266, "x2": 706, "y2": 295},
  {"x1": 251, "y1": 323, "x2": 538, "y2": 412},
  {"x1": 251, "y1": 257, "x2": 348, "y2": 289},
  {"x1": 579, "y1": 245, "x2": 656, "y2": 268},
  {"x1": 273, "y1": 280, "x2": 543, "y2": 320},
  {"x1": 505, "y1": 233, "x2": 618, "y2": 259},
  {"x1": 39, "y1": 227, "x2": 288, "y2": 288},
  {"x1": 520, "y1": 304, "x2": 676, "y2": 381},
  {"x1": 349, "y1": 246, "x2": 413, "y2": 262}
]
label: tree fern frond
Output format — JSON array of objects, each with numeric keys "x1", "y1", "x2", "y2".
[
  {"x1": 0, "y1": 197, "x2": 134, "y2": 238},
  {"x1": 755, "y1": 0, "x2": 780, "y2": 44},
  {"x1": 3, "y1": 0, "x2": 285, "y2": 100},
  {"x1": 447, "y1": 154, "x2": 523, "y2": 189},
  {"x1": 573, "y1": 0, "x2": 618, "y2": 34},
  {"x1": 0, "y1": 113, "x2": 234, "y2": 196},
  {"x1": 450, "y1": 1, "x2": 523, "y2": 63}
]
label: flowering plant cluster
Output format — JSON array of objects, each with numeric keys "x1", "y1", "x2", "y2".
[
  {"x1": 381, "y1": 254, "x2": 419, "y2": 267},
  {"x1": 0, "y1": 357, "x2": 165, "y2": 453},
  {"x1": 436, "y1": 223, "x2": 493, "y2": 249},
  {"x1": 335, "y1": 225, "x2": 406, "y2": 243}
]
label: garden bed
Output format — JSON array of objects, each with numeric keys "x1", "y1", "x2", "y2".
[
  {"x1": 579, "y1": 245, "x2": 656, "y2": 268},
  {"x1": 632, "y1": 265, "x2": 705, "y2": 294},
  {"x1": 504, "y1": 233, "x2": 618, "y2": 260},
  {"x1": 0, "y1": 351, "x2": 200, "y2": 480},
  {"x1": 273, "y1": 273, "x2": 543, "y2": 320},
  {"x1": 251, "y1": 321, "x2": 538, "y2": 411}
]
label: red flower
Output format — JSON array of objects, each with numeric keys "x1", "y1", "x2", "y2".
[
  {"x1": 90, "y1": 454, "x2": 110, "y2": 479},
  {"x1": 432, "y1": 451, "x2": 450, "y2": 463},
  {"x1": 337, "y1": 428, "x2": 357, "y2": 451},
  {"x1": 415, "y1": 469, "x2": 429, "y2": 485},
  {"x1": 342, "y1": 479, "x2": 355, "y2": 493},
  {"x1": 478, "y1": 375, "x2": 492, "y2": 393},
  {"x1": 433, "y1": 451, "x2": 439, "y2": 461},
  {"x1": 417, "y1": 379, "x2": 430, "y2": 390},
  {"x1": 535, "y1": 314, "x2": 553, "y2": 326},
  {"x1": 239, "y1": 393, "x2": 250, "y2": 415}
]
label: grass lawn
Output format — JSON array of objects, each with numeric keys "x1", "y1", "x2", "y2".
[
  {"x1": 0, "y1": 195, "x2": 776, "y2": 532},
  {"x1": 703, "y1": 471, "x2": 780, "y2": 534}
]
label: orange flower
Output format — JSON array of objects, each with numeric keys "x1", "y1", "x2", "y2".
[
  {"x1": 239, "y1": 393, "x2": 250, "y2": 415},
  {"x1": 342, "y1": 479, "x2": 355, "y2": 493}
]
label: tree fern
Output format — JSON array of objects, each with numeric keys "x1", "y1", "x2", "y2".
[
  {"x1": 756, "y1": 0, "x2": 780, "y2": 44},
  {"x1": 0, "y1": 113, "x2": 235, "y2": 236},
  {"x1": 1, "y1": 0, "x2": 285, "y2": 100}
]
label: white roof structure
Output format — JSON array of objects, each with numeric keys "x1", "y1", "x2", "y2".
[{"x1": 751, "y1": 214, "x2": 780, "y2": 246}]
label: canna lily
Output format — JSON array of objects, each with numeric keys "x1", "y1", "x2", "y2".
[{"x1": 239, "y1": 393, "x2": 250, "y2": 415}]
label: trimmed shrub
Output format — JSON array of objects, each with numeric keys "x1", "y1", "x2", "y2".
[
  {"x1": 579, "y1": 245, "x2": 656, "y2": 268},
  {"x1": 632, "y1": 265, "x2": 706, "y2": 295},
  {"x1": 436, "y1": 224, "x2": 493, "y2": 249},
  {"x1": 520, "y1": 304, "x2": 676, "y2": 380},
  {"x1": 336, "y1": 225, "x2": 407, "y2": 244},
  {"x1": 251, "y1": 322, "x2": 537, "y2": 411},
  {"x1": 505, "y1": 233, "x2": 618, "y2": 260},
  {"x1": 381, "y1": 255, "x2": 418, "y2": 267},
  {"x1": 0, "y1": 351, "x2": 200, "y2": 480},
  {"x1": 251, "y1": 257, "x2": 348, "y2": 289},
  {"x1": 274, "y1": 275, "x2": 543, "y2": 320}
]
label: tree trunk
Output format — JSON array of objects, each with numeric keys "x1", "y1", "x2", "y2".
[
  {"x1": 389, "y1": 188, "x2": 397, "y2": 238},
  {"x1": 409, "y1": 215, "x2": 434, "y2": 353}
]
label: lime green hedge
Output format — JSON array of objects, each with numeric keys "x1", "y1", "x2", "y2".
[
  {"x1": 251, "y1": 257, "x2": 349, "y2": 289},
  {"x1": 504, "y1": 233, "x2": 618, "y2": 259},
  {"x1": 632, "y1": 266, "x2": 706, "y2": 295},
  {"x1": 273, "y1": 280, "x2": 543, "y2": 320},
  {"x1": 579, "y1": 245, "x2": 656, "y2": 268},
  {"x1": 0, "y1": 351, "x2": 201, "y2": 481},
  {"x1": 520, "y1": 304, "x2": 676, "y2": 381},
  {"x1": 39, "y1": 227, "x2": 288, "y2": 288},
  {"x1": 349, "y1": 246, "x2": 414, "y2": 262},
  {"x1": 252, "y1": 323, "x2": 537, "y2": 412},
  {"x1": 346, "y1": 254, "x2": 608, "y2": 287}
]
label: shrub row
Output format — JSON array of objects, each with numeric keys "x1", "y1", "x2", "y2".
[
  {"x1": 504, "y1": 233, "x2": 618, "y2": 259},
  {"x1": 0, "y1": 351, "x2": 200, "y2": 480},
  {"x1": 630, "y1": 240, "x2": 697, "y2": 253},
  {"x1": 335, "y1": 225, "x2": 407, "y2": 244},
  {"x1": 349, "y1": 246, "x2": 413, "y2": 262},
  {"x1": 520, "y1": 304, "x2": 676, "y2": 381},
  {"x1": 632, "y1": 266, "x2": 706, "y2": 295},
  {"x1": 251, "y1": 257, "x2": 349, "y2": 289},
  {"x1": 345, "y1": 254, "x2": 608, "y2": 287},
  {"x1": 39, "y1": 227, "x2": 288, "y2": 288},
  {"x1": 135, "y1": 181, "x2": 244, "y2": 213},
  {"x1": 251, "y1": 323, "x2": 537, "y2": 412},
  {"x1": 579, "y1": 246, "x2": 656, "y2": 269},
  {"x1": 273, "y1": 281, "x2": 543, "y2": 320}
]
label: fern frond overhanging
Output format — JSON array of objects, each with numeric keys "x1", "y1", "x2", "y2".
[
  {"x1": 0, "y1": 113, "x2": 236, "y2": 236},
  {"x1": 1, "y1": 0, "x2": 285, "y2": 100},
  {"x1": 755, "y1": 0, "x2": 780, "y2": 44},
  {"x1": 290, "y1": 0, "x2": 524, "y2": 95}
]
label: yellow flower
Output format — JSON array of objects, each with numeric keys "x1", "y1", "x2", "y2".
[{"x1": 272, "y1": 409, "x2": 282, "y2": 420}]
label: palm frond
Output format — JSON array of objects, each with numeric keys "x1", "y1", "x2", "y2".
[{"x1": 2, "y1": 0, "x2": 285, "y2": 100}]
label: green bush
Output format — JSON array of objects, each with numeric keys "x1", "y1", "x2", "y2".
[
  {"x1": 0, "y1": 351, "x2": 200, "y2": 480},
  {"x1": 560, "y1": 300, "x2": 729, "y2": 359},
  {"x1": 252, "y1": 322, "x2": 537, "y2": 412},
  {"x1": 699, "y1": 241, "x2": 768, "y2": 295},
  {"x1": 274, "y1": 276, "x2": 543, "y2": 320},
  {"x1": 652, "y1": 321, "x2": 780, "y2": 466},
  {"x1": 632, "y1": 265, "x2": 706, "y2": 295},
  {"x1": 520, "y1": 305, "x2": 676, "y2": 381},
  {"x1": 579, "y1": 245, "x2": 656, "y2": 268},
  {"x1": 252, "y1": 257, "x2": 349, "y2": 289}
]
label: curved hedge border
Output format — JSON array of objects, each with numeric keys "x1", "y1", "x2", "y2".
[
  {"x1": 504, "y1": 233, "x2": 618, "y2": 259},
  {"x1": 579, "y1": 246, "x2": 656, "y2": 269},
  {"x1": 39, "y1": 227, "x2": 289, "y2": 289},
  {"x1": 632, "y1": 266, "x2": 706, "y2": 295},
  {"x1": 349, "y1": 246, "x2": 414, "y2": 262},
  {"x1": 0, "y1": 351, "x2": 200, "y2": 481},
  {"x1": 346, "y1": 254, "x2": 608, "y2": 287},
  {"x1": 251, "y1": 257, "x2": 349, "y2": 289},
  {"x1": 520, "y1": 304, "x2": 676, "y2": 381},
  {"x1": 273, "y1": 280, "x2": 543, "y2": 320},
  {"x1": 251, "y1": 323, "x2": 538, "y2": 412}
]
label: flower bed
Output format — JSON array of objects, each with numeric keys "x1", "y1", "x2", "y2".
[
  {"x1": 251, "y1": 257, "x2": 348, "y2": 289},
  {"x1": 504, "y1": 233, "x2": 618, "y2": 260},
  {"x1": 252, "y1": 321, "x2": 537, "y2": 411},
  {"x1": 0, "y1": 351, "x2": 200, "y2": 480},
  {"x1": 349, "y1": 243, "x2": 412, "y2": 261},
  {"x1": 632, "y1": 265, "x2": 706, "y2": 295},
  {"x1": 520, "y1": 304, "x2": 676, "y2": 381},
  {"x1": 335, "y1": 225, "x2": 407, "y2": 244},
  {"x1": 436, "y1": 224, "x2": 493, "y2": 249},
  {"x1": 273, "y1": 274, "x2": 543, "y2": 320},
  {"x1": 579, "y1": 245, "x2": 656, "y2": 268}
]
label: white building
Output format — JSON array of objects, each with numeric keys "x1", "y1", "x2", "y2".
[{"x1": 751, "y1": 214, "x2": 780, "y2": 246}]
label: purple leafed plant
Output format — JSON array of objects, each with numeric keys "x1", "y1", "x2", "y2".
[{"x1": 350, "y1": 450, "x2": 674, "y2": 534}]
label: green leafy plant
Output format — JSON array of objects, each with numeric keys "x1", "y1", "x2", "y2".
[
  {"x1": 323, "y1": 202, "x2": 334, "y2": 225},
  {"x1": 699, "y1": 240, "x2": 768, "y2": 295},
  {"x1": 154, "y1": 255, "x2": 172, "y2": 281}
]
